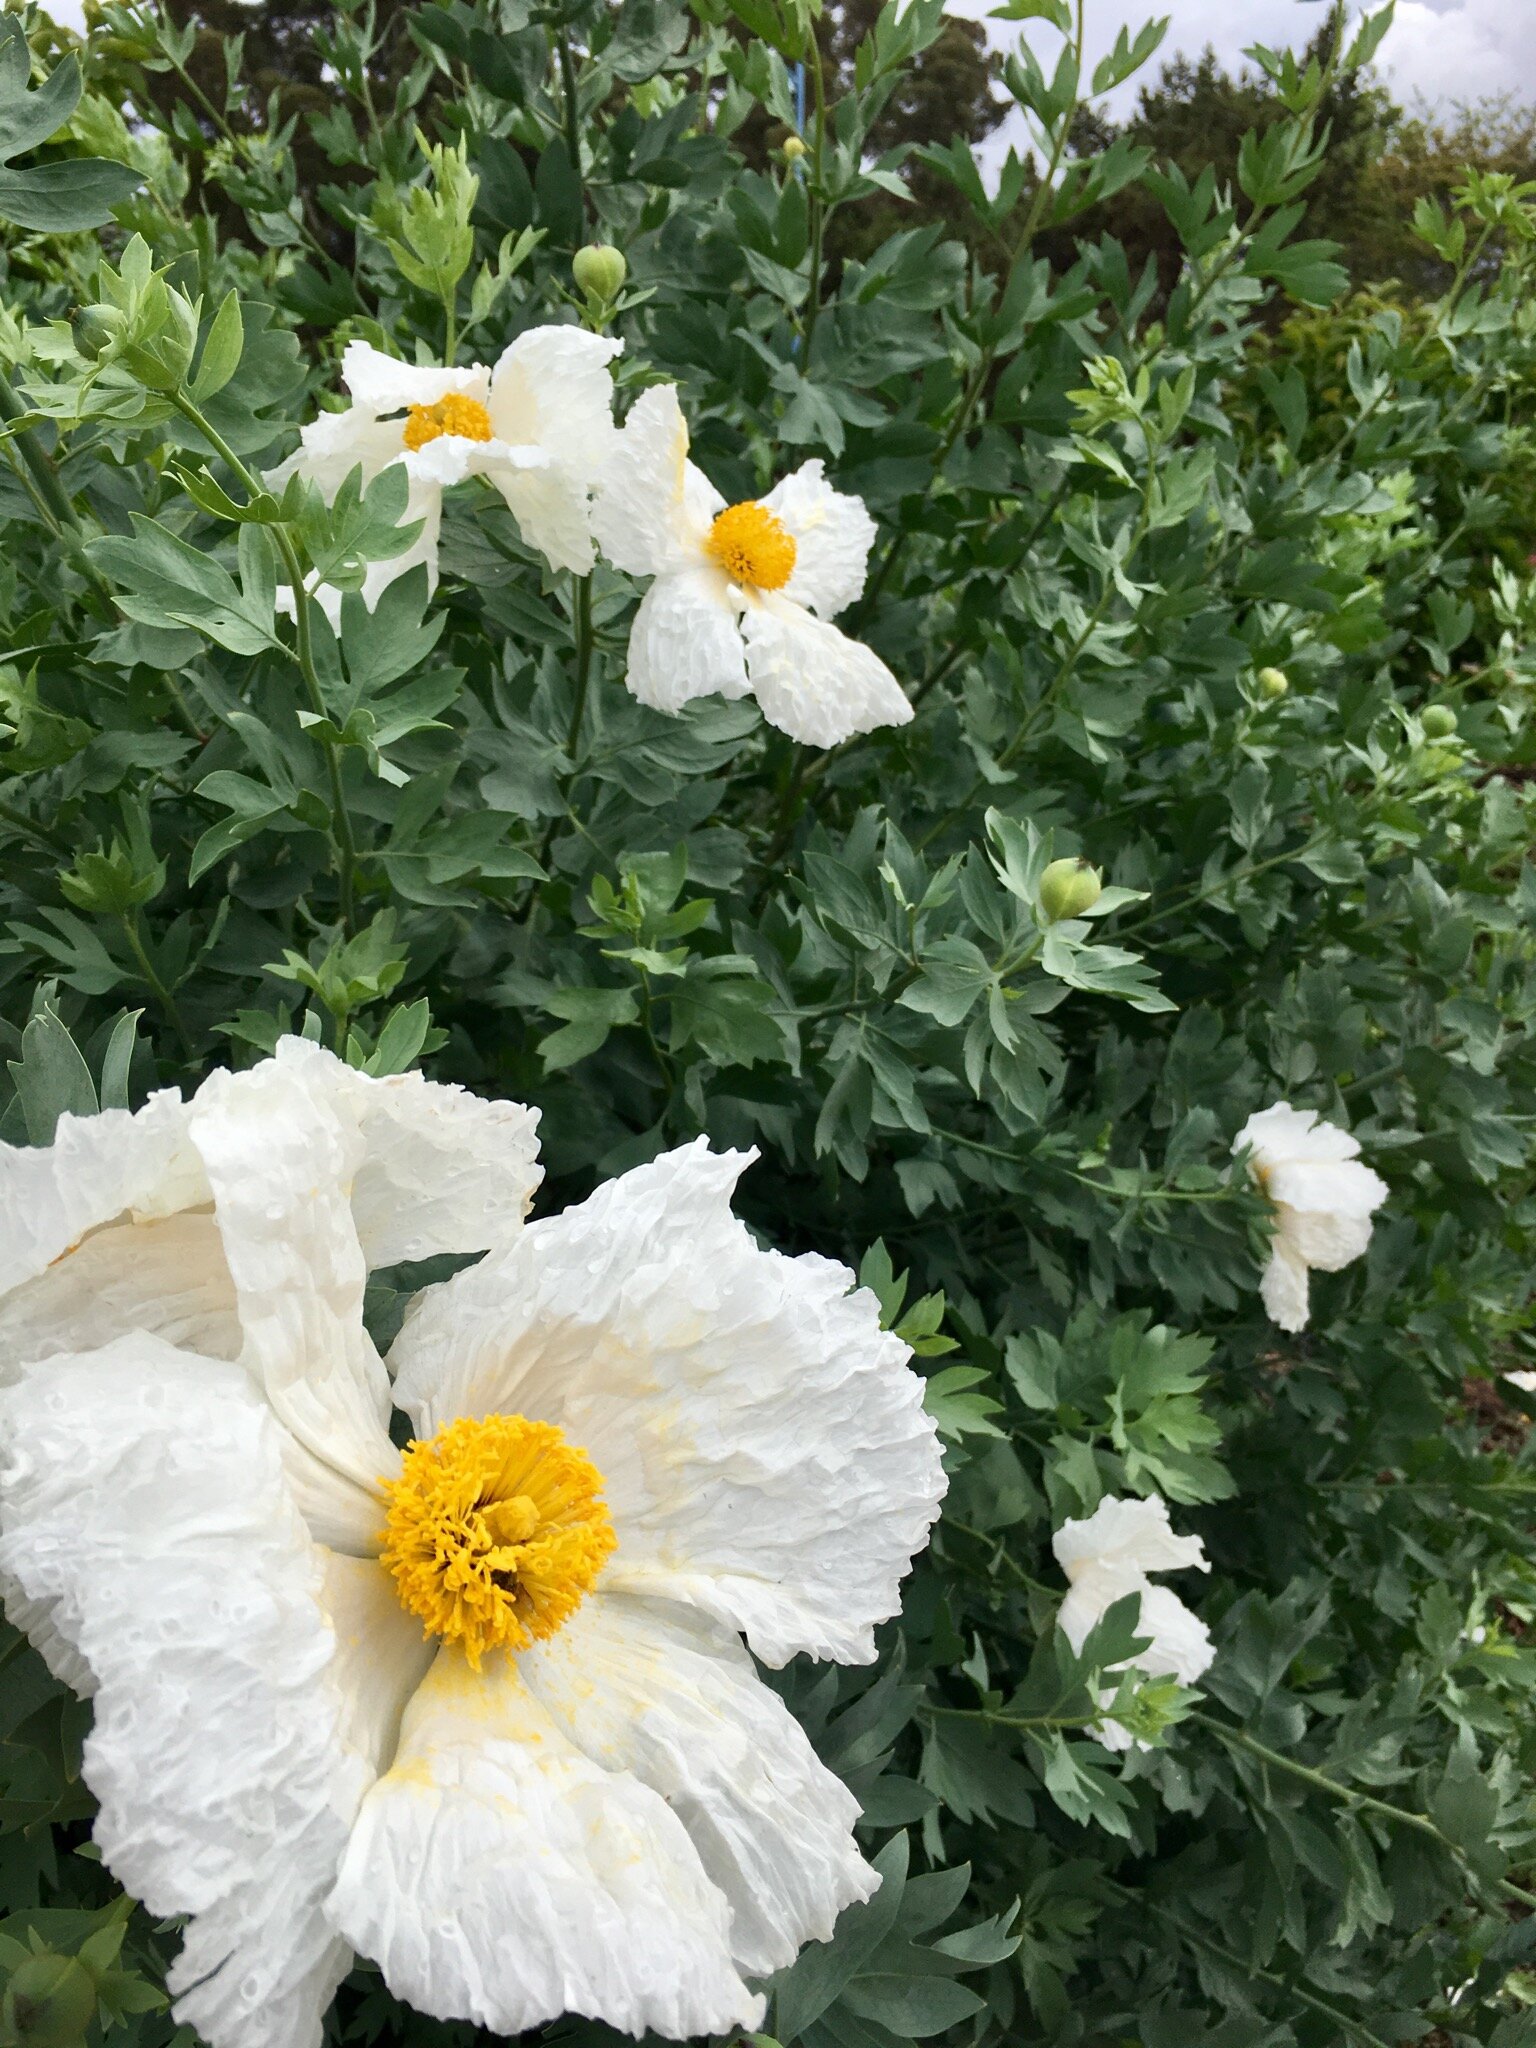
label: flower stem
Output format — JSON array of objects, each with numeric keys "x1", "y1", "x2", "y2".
[
  {"x1": 801, "y1": 31, "x2": 827, "y2": 360},
  {"x1": 558, "y1": 29, "x2": 584, "y2": 216},
  {"x1": 565, "y1": 574, "x2": 594, "y2": 757},
  {"x1": 168, "y1": 393, "x2": 360, "y2": 931},
  {"x1": 122, "y1": 909, "x2": 195, "y2": 1057}
]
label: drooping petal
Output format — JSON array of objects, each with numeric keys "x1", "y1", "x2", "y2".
[
  {"x1": 1266, "y1": 1156, "x2": 1388, "y2": 1221},
  {"x1": 0, "y1": 1088, "x2": 203, "y2": 1300},
  {"x1": 590, "y1": 383, "x2": 721, "y2": 577},
  {"x1": 492, "y1": 460, "x2": 605, "y2": 577},
  {"x1": 623, "y1": 566, "x2": 750, "y2": 714},
  {"x1": 1234, "y1": 1101, "x2": 1362, "y2": 1166},
  {"x1": 390, "y1": 1139, "x2": 946, "y2": 1666},
  {"x1": 1280, "y1": 1201, "x2": 1375, "y2": 1274},
  {"x1": 266, "y1": 408, "x2": 409, "y2": 503},
  {"x1": 340, "y1": 341, "x2": 490, "y2": 414},
  {"x1": 272, "y1": 1038, "x2": 542, "y2": 1266},
  {"x1": 319, "y1": 1550, "x2": 435, "y2": 1777},
  {"x1": 1052, "y1": 1494, "x2": 1208, "y2": 1584},
  {"x1": 330, "y1": 1645, "x2": 765, "y2": 2041},
  {"x1": 488, "y1": 324, "x2": 622, "y2": 478},
  {"x1": 188, "y1": 1059, "x2": 398, "y2": 1554},
  {"x1": 761, "y1": 460, "x2": 877, "y2": 618},
  {"x1": 519, "y1": 1591, "x2": 878, "y2": 1976},
  {"x1": 0, "y1": 1337, "x2": 361, "y2": 2048},
  {"x1": 403, "y1": 434, "x2": 546, "y2": 493},
  {"x1": 0, "y1": 1212, "x2": 239, "y2": 1374},
  {"x1": 1260, "y1": 1240, "x2": 1313, "y2": 1331},
  {"x1": 741, "y1": 593, "x2": 913, "y2": 747}
]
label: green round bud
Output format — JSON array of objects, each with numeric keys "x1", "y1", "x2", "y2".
[
  {"x1": 782, "y1": 134, "x2": 809, "y2": 162},
  {"x1": 1256, "y1": 666, "x2": 1289, "y2": 699},
  {"x1": 572, "y1": 244, "x2": 626, "y2": 302},
  {"x1": 1422, "y1": 704, "x2": 1458, "y2": 738},
  {"x1": 1039, "y1": 856, "x2": 1103, "y2": 923},
  {"x1": 73, "y1": 305, "x2": 120, "y2": 361},
  {"x1": 3, "y1": 1955, "x2": 97, "y2": 2048}
]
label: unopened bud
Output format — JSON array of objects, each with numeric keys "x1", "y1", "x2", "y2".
[
  {"x1": 73, "y1": 305, "x2": 119, "y2": 361},
  {"x1": 1422, "y1": 704, "x2": 1457, "y2": 738},
  {"x1": 1039, "y1": 856, "x2": 1103, "y2": 923},
  {"x1": 1257, "y1": 666, "x2": 1289, "y2": 699},
  {"x1": 3, "y1": 1955, "x2": 97, "y2": 2048},
  {"x1": 572, "y1": 244, "x2": 626, "y2": 303},
  {"x1": 782, "y1": 134, "x2": 809, "y2": 162}
]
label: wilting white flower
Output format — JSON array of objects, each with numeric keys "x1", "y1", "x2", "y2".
[
  {"x1": 1233, "y1": 1102, "x2": 1388, "y2": 1333},
  {"x1": 590, "y1": 383, "x2": 914, "y2": 747},
  {"x1": 269, "y1": 328, "x2": 622, "y2": 622},
  {"x1": 0, "y1": 1047, "x2": 945, "y2": 2048},
  {"x1": 1052, "y1": 1493, "x2": 1214, "y2": 1751}
]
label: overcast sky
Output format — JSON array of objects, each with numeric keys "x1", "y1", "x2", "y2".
[{"x1": 952, "y1": 0, "x2": 1536, "y2": 125}]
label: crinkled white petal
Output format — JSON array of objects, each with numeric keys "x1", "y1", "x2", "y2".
[
  {"x1": 340, "y1": 341, "x2": 490, "y2": 414},
  {"x1": 1266, "y1": 1156, "x2": 1388, "y2": 1221},
  {"x1": 266, "y1": 409, "x2": 408, "y2": 502},
  {"x1": 591, "y1": 383, "x2": 720, "y2": 577},
  {"x1": 1053, "y1": 1494, "x2": 1209, "y2": 1583},
  {"x1": 390, "y1": 1139, "x2": 946, "y2": 1666},
  {"x1": 493, "y1": 460, "x2": 603, "y2": 577},
  {"x1": 1134, "y1": 1583, "x2": 1216, "y2": 1684},
  {"x1": 1280, "y1": 1200, "x2": 1375, "y2": 1274},
  {"x1": 624, "y1": 565, "x2": 750, "y2": 713},
  {"x1": 0, "y1": 1212, "x2": 238, "y2": 1376},
  {"x1": 272, "y1": 1038, "x2": 542, "y2": 1266},
  {"x1": 330, "y1": 1646, "x2": 764, "y2": 2040},
  {"x1": 188, "y1": 1060, "x2": 397, "y2": 1554},
  {"x1": 761, "y1": 460, "x2": 877, "y2": 618},
  {"x1": 319, "y1": 1550, "x2": 434, "y2": 1777},
  {"x1": 0, "y1": 1338, "x2": 361, "y2": 2048},
  {"x1": 520, "y1": 1591, "x2": 879, "y2": 1976},
  {"x1": 741, "y1": 593, "x2": 913, "y2": 747},
  {"x1": 1235, "y1": 1101, "x2": 1362, "y2": 1166},
  {"x1": 0, "y1": 1088, "x2": 204, "y2": 1299},
  {"x1": 489, "y1": 325, "x2": 622, "y2": 479},
  {"x1": 402, "y1": 433, "x2": 547, "y2": 493},
  {"x1": 1260, "y1": 1240, "x2": 1313, "y2": 1331}
]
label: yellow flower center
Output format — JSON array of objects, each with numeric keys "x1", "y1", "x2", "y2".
[
  {"x1": 705, "y1": 500, "x2": 797, "y2": 591},
  {"x1": 379, "y1": 1414, "x2": 616, "y2": 1668},
  {"x1": 401, "y1": 394, "x2": 494, "y2": 451}
]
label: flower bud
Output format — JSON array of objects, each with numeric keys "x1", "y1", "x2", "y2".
[
  {"x1": 572, "y1": 244, "x2": 626, "y2": 303},
  {"x1": 1422, "y1": 704, "x2": 1457, "y2": 738},
  {"x1": 1039, "y1": 856, "x2": 1103, "y2": 923},
  {"x1": 2, "y1": 1954, "x2": 97, "y2": 2048},
  {"x1": 782, "y1": 134, "x2": 809, "y2": 162},
  {"x1": 1257, "y1": 666, "x2": 1289, "y2": 699},
  {"x1": 72, "y1": 304, "x2": 120, "y2": 361}
]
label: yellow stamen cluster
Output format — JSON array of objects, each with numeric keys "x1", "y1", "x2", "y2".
[
  {"x1": 705, "y1": 500, "x2": 797, "y2": 591},
  {"x1": 401, "y1": 394, "x2": 494, "y2": 450},
  {"x1": 379, "y1": 1413, "x2": 616, "y2": 1668}
]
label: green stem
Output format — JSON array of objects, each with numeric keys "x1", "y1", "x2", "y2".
[
  {"x1": 169, "y1": 393, "x2": 359, "y2": 930},
  {"x1": 565, "y1": 574, "x2": 594, "y2": 756},
  {"x1": 558, "y1": 29, "x2": 585, "y2": 216},
  {"x1": 0, "y1": 372, "x2": 116, "y2": 617},
  {"x1": 0, "y1": 796, "x2": 70, "y2": 856},
  {"x1": 801, "y1": 32, "x2": 828, "y2": 360},
  {"x1": 122, "y1": 910, "x2": 194, "y2": 1057}
]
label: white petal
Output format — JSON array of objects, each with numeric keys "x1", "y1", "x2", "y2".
[
  {"x1": 590, "y1": 383, "x2": 719, "y2": 576},
  {"x1": 319, "y1": 1549, "x2": 434, "y2": 1777},
  {"x1": 340, "y1": 341, "x2": 489, "y2": 414},
  {"x1": 272, "y1": 1038, "x2": 542, "y2": 1265},
  {"x1": 1260, "y1": 1241, "x2": 1312, "y2": 1331},
  {"x1": 1053, "y1": 1494, "x2": 1208, "y2": 1585},
  {"x1": 488, "y1": 324, "x2": 622, "y2": 479},
  {"x1": 390, "y1": 1139, "x2": 946, "y2": 1666},
  {"x1": 1135, "y1": 1583, "x2": 1216, "y2": 1685},
  {"x1": 404, "y1": 434, "x2": 547, "y2": 492},
  {"x1": 493, "y1": 460, "x2": 604, "y2": 576},
  {"x1": 1278, "y1": 1200, "x2": 1375, "y2": 1274},
  {"x1": 330, "y1": 1646, "x2": 764, "y2": 2040},
  {"x1": 266, "y1": 409, "x2": 408, "y2": 502},
  {"x1": 741, "y1": 594, "x2": 913, "y2": 747},
  {"x1": 0, "y1": 1087, "x2": 204, "y2": 1299},
  {"x1": 188, "y1": 1060, "x2": 397, "y2": 1554},
  {"x1": 520, "y1": 1592, "x2": 878, "y2": 1975},
  {"x1": 1234, "y1": 1101, "x2": 1362, "y2": 1168},
  {"x1": 761, "y1": 460, "x2": 877, "y2": 618},
  {"x1": 624, "y1": 566, "x2": 749, "y2": 714},
  {"x1": 1503, "y1": 1370, "x2": 1536, "y2": 1392},
  {"x1": 1266, "y1": 1156, "x2": 1388, "y2": 1221},
  {"x1": 0, "y1": 1212, "x2": 239, "y2": 1374},
  {"x1": 0, "y1": 1337, "x2": 361, "y2": 2048}
]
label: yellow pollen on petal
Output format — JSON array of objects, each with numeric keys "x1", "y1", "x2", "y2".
[
  {"x1": 379, "y1": 1414, "x2": 616, "y2": 1669},
  {"x1": 401, "y1": 394, "x2": 494, "y2": 451},
  {"x1": 705, "y1": 500, "x2": 797, "y2": 591}
]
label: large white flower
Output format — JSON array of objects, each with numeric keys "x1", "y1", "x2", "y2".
[
  {"x1": 1232, "y1": 1102, "x2": 1388, "y2": 1333},
  {"x1": 590, "y1": 384, "x2": 914, "y2": 747},
  {"x1": 0, "y1": 1052, "x2": 945, "y2": 2048},
  {"x1": 1052, "y1": 1493, "x2": 1214, "y2": 1752},
  {"x1": 269, "y1": 328, "x2": 622, "y2": 622}
]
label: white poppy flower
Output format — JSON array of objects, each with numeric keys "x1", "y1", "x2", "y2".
[
  {"x1": 269, "y1": 328, "x2": 623, "y2": 623},
  {"x1": 589, "y1": 383, "x2": 914, "y2": 747},
  {"x1": 1232, "y1": 1102, "x2": 1388, "y2": 1333},
  {"x1": 0, "y1": 1059, "x2": 945, "y2": 2048},
  {"x1": 1052, "y1": 1493, "x2": 1214, "y2": 1752}
]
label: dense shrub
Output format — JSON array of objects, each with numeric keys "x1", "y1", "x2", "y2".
[{"x1": 2, "y1": 0, "x2": 1536, "y2": 2043}]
